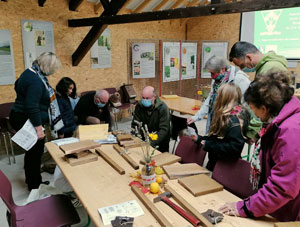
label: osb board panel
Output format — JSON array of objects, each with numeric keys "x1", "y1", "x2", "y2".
[{"x1": 0, "y1": 0, "x2": 186, "y2": 103}]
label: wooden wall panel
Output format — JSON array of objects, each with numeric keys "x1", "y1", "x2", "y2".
[{"x1": 0, "y1": 0, "x2": 185, "y2": 103}]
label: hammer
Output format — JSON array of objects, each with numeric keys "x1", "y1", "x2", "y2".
[{"x1": 153, "y1": 192, "x2": 201, "y2": 226}]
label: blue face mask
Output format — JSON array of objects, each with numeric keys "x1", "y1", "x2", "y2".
[
  {"x1": 242, "y1": 67, "x2": 256, "y2": 72},
  {"x1": 97, "y1": 102, "x2": 105, "y2": 108},
  {"x1": 141, "y1": 99, "x2": 152, "y2": 108}
]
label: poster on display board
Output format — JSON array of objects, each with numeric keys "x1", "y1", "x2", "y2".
[
  {"x1": 90, "y1": 28, "x2": 111, "y2": 68},
  {"x1": 132, "y1": 43, "x2": 155, "y2": 79},
  {"x1": 21, "y1": 19, "x2": 55, "y2": 69},
  {"x1": 201, "y1": 42, "x2": 228, "y2": 78},
  {"x1": 0, "y1": 30, "x2": 16, "y2": 85},
  {"x1": 163, "y1": 42, "x2": 180, "y2": 82},
  {"x1": 181, "y1": 42, "x2": 197, "y2": 80}
]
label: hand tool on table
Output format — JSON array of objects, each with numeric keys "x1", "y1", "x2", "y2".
[
  {"x1": 113, "y1": 144, "x2": 139, "y2": 170},
  {"x1": 153, "y1": 192, "x2": 201, "y2": 227},
  {"x1": 164, "y1": 184, "x2": 213, "y2": 227}
]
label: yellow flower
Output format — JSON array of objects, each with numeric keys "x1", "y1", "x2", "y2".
[
  {"x1": 197, "y1": 90, "x2": 203, "y2": 95},
  {"x1": 149, "y1": 133, "x2": 158, "y2": 141}
]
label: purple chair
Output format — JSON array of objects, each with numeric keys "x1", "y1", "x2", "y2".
[
  {"x1": 0, "y1": 170, "x2": 80, "y2": 227},
  {"x1": 212, "y1": 159, "x2": 258, "y2": 199},
  {"x1": 175, "y1": 136, "x2": 207, "y2": 166}
]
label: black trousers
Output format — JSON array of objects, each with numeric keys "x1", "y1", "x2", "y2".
[{"x1": 9, "y1": 111, "x2": 45, "y2": 190}]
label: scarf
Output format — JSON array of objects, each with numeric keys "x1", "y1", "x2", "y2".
[
  {"x1": 208, "y1": 70, "x2": 230, "y2": 118},
  {"x1": 31, "y1": 63, "x2": 64, "y2": 138}
]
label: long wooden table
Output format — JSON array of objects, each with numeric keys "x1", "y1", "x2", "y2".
[
  {"x1": 160, "y1": 96, "x2": 201, "y2": 116},
  {"x1": 46, "y1": 142, "x2": 276, "y2": 227}
]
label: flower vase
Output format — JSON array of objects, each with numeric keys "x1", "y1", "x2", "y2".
[{"x1": 141, "y1": 163, "x2": 156, "y2": 186}]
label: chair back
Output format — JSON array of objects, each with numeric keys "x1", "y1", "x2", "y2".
[
  {"x1": 80, "y1": 90, "x2": 95, "y2": 97},
  {"x1": 212, "y1": 159, "x2": 257, "y2": 199},
  {"x1": 0, "y1": 102, "x2": 14, "y2": 129},
  {"x1": 0, "y1": 170, "x2": 17, "y2": 220},
  {"x1": 171, "y1": 114, "x2": 198, "y2": 140},
  {"x1": 104, "y1": 87, "x2": 117, "y2": 95},
  {"x1": 175, "y1": 136, "x2": 206, "y2": 166}
]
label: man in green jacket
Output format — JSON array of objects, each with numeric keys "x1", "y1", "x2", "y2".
[
  {"x1": 229, "y1": 41, "x2": 288, "y2": 76},
  {"x1": 132, "y1": 86, "x2": 170, "y2": 152}
]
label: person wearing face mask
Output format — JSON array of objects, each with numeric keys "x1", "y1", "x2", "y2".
[
  {"x1": 229, "y1": 41, "x2": 288, "y2": 76},
  {"x1": 74, "y1": 89, "x2": 111, "y2": 129},
  {"x1": 219, "y1": 71, "x2": 300, "y2": 222},
  {"x1": 187, "y1": 55, "x2": 250, "y2": 133},
  {"x1": 132, "y1": 86, "x2": 170, "y2": 152}
]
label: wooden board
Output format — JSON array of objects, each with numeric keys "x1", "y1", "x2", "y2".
[
  {"x1": 161, "y1": 95, "x2": 179, "y2": 99},
  {"x1": 65, "y1": 150, "x2": 98, "y2": 166},
  {"x1": 163, "y1": 163, "x2": 210, "y2": 180},
  {"x1": 140, "y1": 152, "x2": 181, "y2": 166},
  {"x1": 113, "y1": 144, "x2": 139, "y2": 170},
  {"x1": 75, "y1": 124, "x2": 108, "y2": 140},
  {"x1": 96, "y1": 148, "x2": 125, "y2": 175},
  {"x1": 59, "y1": 140, "x2": 101, "y2": 155},
  {"x1": 122, "y1": 137, "x2": 141, "y2": 149},
  {"x1": 178, "y1": 174, "x2": 223, "y2": 197},
  {"x1": 274, "y1": 222, "x2": 300, "y2": 227},
  {"x1": 131, "y1": 185, "x2": 173, "y2": 227},
  {"x1": 117, "y1": 134, "x2": 133, "y2": 141}
]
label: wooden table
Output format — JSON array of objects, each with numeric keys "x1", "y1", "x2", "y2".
[
  {"x1": 160, "y1": 96, "x2": 201, "y2": 116},
  {"x1": 46, "y1": 142, "x2": 275, "y2": 227}
]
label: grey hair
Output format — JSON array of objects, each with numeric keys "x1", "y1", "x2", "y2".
[
  {"x1": 204, "y1": 55, "x2": 230, "y2": 73},
  {"x1": 95, "y1": 89, "x2": 109, "y2": 98},
  {"x1": 35, "y1": 52, "x2": 61, "y2": 75}
]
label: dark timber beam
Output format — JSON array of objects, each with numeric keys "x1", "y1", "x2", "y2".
[
  {"x1": 69, "y1": 0, "x2": 84, "y2": 11},
  {"x1": 100, "y1": 0, "x2": 110, "y2": 10},
  {"x1": 72, "y1": 0, "x2": 127, "y2": 66},
  {"x1": 38, "y1": 0, "x2": 46, "y2": 7},
  {"x1": 69, "y1": 0, "x2": 300, "y2": 27}
]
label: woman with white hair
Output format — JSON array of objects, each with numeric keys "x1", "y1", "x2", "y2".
[
  {"x1": 9, "y1": 52, "x2": 62, "y2": 191},
  {"x1": 187, "y1": 55, "x2": 251, "y2": 133}
]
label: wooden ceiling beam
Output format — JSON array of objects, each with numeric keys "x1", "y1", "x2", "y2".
[
  {"x1": 153, "y1": 0, "x2": 171, "y2": 11},
  {"x1": 69, "y1": 0, "x2": 300, "y2": 27},
  {"x1": 134, "y1": 0, "x2": 152, "y2": 13},
  {"x1": 69, "y1": 0, "x2": 84, "y2": 11},
  {"x1": 94, "y1": 3, "x2": 104, "y2": 14},
  {"x1": 71, "y1": 0, "x2": 128, "y2": 66},
  {"x1": 170, "y1": 0, "x2": 188, "y2": 9},
  {"x1": 186, "y1": 0, "x2": 199, "y2": 7},
  {"x1": 100, "y1": 0, "x2": 109, "y2": 10}
]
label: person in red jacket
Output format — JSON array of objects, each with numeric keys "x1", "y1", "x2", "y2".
[{"x1": 219, "y1": 71, "x2": 300, "y2": 221}]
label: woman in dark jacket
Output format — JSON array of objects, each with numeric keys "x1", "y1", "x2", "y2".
[
  {"x1": 55, "y1": 77, "x2": 77, "y2": 138},
  {"x1": 9, "y1": 52, "x2": 61, "y2": 190}
]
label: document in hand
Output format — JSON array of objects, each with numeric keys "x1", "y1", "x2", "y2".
[{"x1": 11, "y1": 119, "x2": 38, "y2": 151}]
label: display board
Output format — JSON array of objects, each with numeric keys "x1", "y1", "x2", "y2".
[
  {"x1": 90, "y1": 28, "x2": 111, "y2": 68},
  {"x1": 241, "y1": 7, "x2": 300, "y2": 60},
  {"x1": 132, "y1": 42, "x2": 155, "y2": 78},
  {"x1": 181, "y1": 42, "x2": 197, "y2": 80},
  {"x1": 21, "y1": 19, "x2": 55, "y2": 69},
  {"x1": 201, "y1": 42, "x2": 228, "y2": 78},
  {"x1": 163, "y1": 42, "x2": 180, "y2": 82},
  {"x1": 0, "y1": 30, "x2": 16, "y2": 85}
]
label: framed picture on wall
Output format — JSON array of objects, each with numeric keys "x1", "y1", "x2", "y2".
[{"x1": 201, "y1": 42, "x2": 228, "y2": 78}]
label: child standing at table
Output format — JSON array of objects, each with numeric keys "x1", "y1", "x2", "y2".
[{"x1": 192, "y1": 82, "x2": 250, "y2": 171}]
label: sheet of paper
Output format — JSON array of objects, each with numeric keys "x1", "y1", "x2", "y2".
[
  {"x1": 11, "y1": 119, "x2": 37, "y2": 151},
  {"x1": 98, "y1": 200, "x2": 144, "y2": 225},
  {"x1": 51, "y1": 137, "x2": 80, "y2": 146}
]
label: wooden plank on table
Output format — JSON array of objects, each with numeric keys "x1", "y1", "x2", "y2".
[
  {"x1": 274, "y1": 222, "x2": 300, "y2": 227},
  {"x1": 131, "y1": 185, "x2": 173, "y2": 227},
  {"x1": 65, "y1": 150, "x2": 98, "y2": 166},
  {"x1": 59, "y1": 140, "x2": 101, "y2": 155},
  {"x1": 75, "y1": 124, "x2": 108, "y2": 140},
  {"x1": 140, "y1": 152, "x2": 181, "y2": 166},
  {"x1": 161, "y1": 95, "x2": 179, "y2": 99},
  {"x1": 178, "y1": 174, "x2": 223, "y2": 197},
  {"x1": 122, "y1": 137, "x2": 141, "y2": 149},
  {"x1": 113, "y1": 144, "x2": 139, "y2": 170},
  {"x1": 163, "y1": 163, "x2": 210, "y2": 179},
  {"x1": 117, "y1": 134, "x2": 133, "y2": 141},
  {"x1": 164, "y1": 184, "x2": 213, "y2": 227},
  {"x1": 96, "y1": 148, "x2": 125, "y2": 175}
]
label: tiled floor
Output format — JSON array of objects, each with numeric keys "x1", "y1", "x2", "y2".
[{"x1": 0, "y1": 114, "x2": 247, "y2": 227}]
